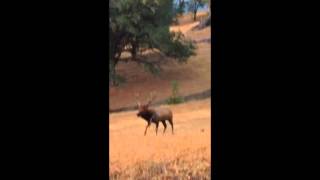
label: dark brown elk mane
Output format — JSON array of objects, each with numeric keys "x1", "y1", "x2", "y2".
[{"x1": 137, "y1": 108, "x2": 153, "y2": 122}]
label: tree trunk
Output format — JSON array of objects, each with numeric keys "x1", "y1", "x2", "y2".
[
  {"x1": 191, "y1": 0, "x2": 211, "y2": 30},
  {"x1": 193, "y1": 10, "x2": 197, "y2": 21},
  {"x1": 109, "y1": 58, "x2": 118, "y2": 86},
  {"x1": 131, "y1": 41, "x2": 138, "y2": 60},
  {"x1": 178, "y1": 0, "x2": 185, "y2": 15}
]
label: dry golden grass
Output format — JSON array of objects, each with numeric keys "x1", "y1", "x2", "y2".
[
  {"x1": 110, "y1": 152, "x2": 210, "y2": 180},
  {"x1": 110, "y1": 99, "x2": 211, "y2": 179}
]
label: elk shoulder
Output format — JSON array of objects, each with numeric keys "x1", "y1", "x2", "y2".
[{"x1": 149, "y1": 107, "x2": 172, "y2": 121}]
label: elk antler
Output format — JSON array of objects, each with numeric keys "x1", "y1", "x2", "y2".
[
  {"x1": 146, "y1": 91, "x2": 157, "y2": 106},
  {"x1": 134, "y1": 93, "x2": 141, "y2": 108}
]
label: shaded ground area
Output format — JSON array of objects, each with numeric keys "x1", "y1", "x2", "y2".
[
  {"x1": 110, "y1": 20, "x2": 211, "y2": 111},
  {"x1": 109, "y1": 98, "x2": 211, "y2": 179}
]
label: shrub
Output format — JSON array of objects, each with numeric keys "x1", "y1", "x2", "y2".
[{"x1": 166, "y1": 80, "x2": 184, "y2": 104}]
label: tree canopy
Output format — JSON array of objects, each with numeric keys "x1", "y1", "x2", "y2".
[{"x1": 109, "y1": 0, "x2": 196, "y2": 86}]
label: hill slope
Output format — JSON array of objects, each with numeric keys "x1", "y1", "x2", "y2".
[{"x1": 110, "y1": 23, "x2": 211, "y2": 111}]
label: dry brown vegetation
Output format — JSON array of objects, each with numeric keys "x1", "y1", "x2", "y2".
[{"x1": 110, "y1": 152, "x2": 210, "y2": 180}]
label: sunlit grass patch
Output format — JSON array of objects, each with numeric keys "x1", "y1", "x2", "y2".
[{"x1": 110, "y1": 151, "x2": 211, "y2": 180}]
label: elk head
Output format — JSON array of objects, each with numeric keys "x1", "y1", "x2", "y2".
[{"x1": 135, "y1": 92, "x2": 156, "y2": 117}]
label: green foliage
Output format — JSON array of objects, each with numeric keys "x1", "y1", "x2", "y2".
[
  {"x1": 150, "y1": 29, "x2": 195, "y2": 62},
  {"x1": 109, "y1": 0, "x2": 196, "y2": 86},
  {"x1": 166, "y1": 80, "x2": 184, "y2": 104}
]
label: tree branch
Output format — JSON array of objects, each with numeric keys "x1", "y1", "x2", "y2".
[{"x1": 118, "y1": 53, "x2": 164, "y2": 65}]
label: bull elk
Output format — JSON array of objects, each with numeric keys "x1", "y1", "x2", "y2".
[{"x1": 135, "y1": 92, "x2": 174, "y2": 136}]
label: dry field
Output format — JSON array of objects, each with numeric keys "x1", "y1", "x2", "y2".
[{"x1": 109, "y1": 98, "x2": 211, "y2": 179}]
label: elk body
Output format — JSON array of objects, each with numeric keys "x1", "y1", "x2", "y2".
[{"x1": 136, "y1": 93, "x2": 174, "y2": 136}]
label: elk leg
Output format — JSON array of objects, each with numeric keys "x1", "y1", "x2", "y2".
[
  {"x1": 144, "y1": 122, "x2": 151, "y2": 136},
  {"x1": 161, "y1": 121, "x2": 167, "y2": 134},
  {"x1": 168, "y1": 118, "x2": 174, "y2": 134},
  {"x1": 155, "y1": 122, "x2": 159, "y2": 136}
]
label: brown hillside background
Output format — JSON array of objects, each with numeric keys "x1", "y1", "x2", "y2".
[{"x1": 109, "y1": 12, "x2": 211, "y2": 111}]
